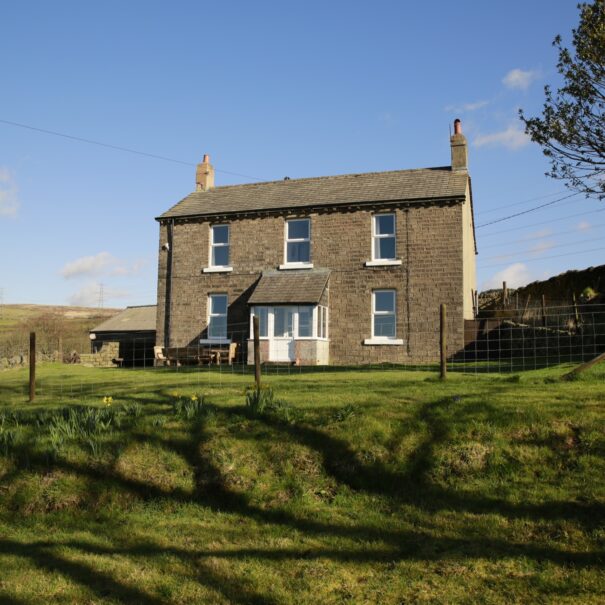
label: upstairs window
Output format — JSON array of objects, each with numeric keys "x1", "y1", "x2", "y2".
[
  {"x1": 372, "y1": 290, "x2": 396, "y2": 339},
  {"x1": 285, "y1": 218, "x2": 311, "y2": 264},
  {"x1": 372, "y1": 214, "x2": 396, "y2": 260},
  {"x1": 208, "y1": 294, "x2": 228, "y2": 339},
  {"x1": 210, "y1": 225, "x2": 230, "y2": 267}
]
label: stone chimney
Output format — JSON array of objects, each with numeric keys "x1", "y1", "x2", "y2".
[
  {"x1": 196, "y1": 154, "x2": 215, "y2": 191},
  {"x1": 450, "y1": 119, "x2": 468, "y2": 172}
]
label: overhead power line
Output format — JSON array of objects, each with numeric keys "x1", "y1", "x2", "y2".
[
  {"x1": 0, "y1": 117, "x2": 264, "y2": 181},
  {"x1": 475, "y1": 189, "x2": 568, "y2": 216},
  {"x1": 476, "y1": 192, "x2": 583, "y2": 228},
  {"x1": 478, "y1": 245, "x2": 605, "y2": 269},
  {"x1": 479, "y1": 221, "x2": 605, "y2": 250},
  {"x1": 477, "y1": 207, "x2": 605, "y2": 237},
  {"x1": 482, "y1": 234, "x2": 605, "y2": 261}
]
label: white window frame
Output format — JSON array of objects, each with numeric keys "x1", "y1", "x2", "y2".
[
  {"x1": 365, "y1": 213, "x2": 402, "y2": 267},
  {"x1": 364, "y1": 289, "x2": 403, "y2": 345},
  {"x1": 249, "y1": 305, "x2": 328, "y2": 340},
  {"x1": 207, "y1": 293, "x2": 229, "y2": 341},
  {"x1": 316, "y1": 305, "x2": 329, "y2": 340},
  {"x1": 280, "y1": 218, "x2": 313, "y2": 269},
  {"x1": 203, "y1": 224, "x2": 233, "y2": 273}
]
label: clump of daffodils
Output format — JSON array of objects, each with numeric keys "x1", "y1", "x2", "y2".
[
  {"x1": 190, "y1": 395, "x2": 198, "y2": 402},
  {"x1": 102, "y1": 396, "x2": 113, "y2": 406}
]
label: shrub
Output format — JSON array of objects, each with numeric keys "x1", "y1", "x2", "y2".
[
  {"x1": 332, "y1": 404, "x2": 356, "y2": 423},
  {"x1": 580, "y1": 286, "x2": 598, "y2": 301},
  {"x1": 245, "y1": 386, "x2": 296, "y2": 422},
  {"x1": 171, "y1": 393, "x2": 208, "y2": 419}
]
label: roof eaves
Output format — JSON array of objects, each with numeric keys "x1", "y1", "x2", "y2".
[{"x1": 155, "y1": 194, "x2": 466, "y2": 222}]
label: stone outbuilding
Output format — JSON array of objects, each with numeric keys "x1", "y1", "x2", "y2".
[
  {"x1": 88, "y1": 305, "x2": 157, "y2": 367},
  {"x1": 155, "y1": 121, "x2": 477, "y2": 365}
]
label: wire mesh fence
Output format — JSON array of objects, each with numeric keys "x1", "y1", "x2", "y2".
[{"x1": 1, "y1": 303, "x2": 604, "y2": 404}]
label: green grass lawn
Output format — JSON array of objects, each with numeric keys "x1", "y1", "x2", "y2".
[{"x1": 0, "y1": 363, "x2": 604, "y2": 603}]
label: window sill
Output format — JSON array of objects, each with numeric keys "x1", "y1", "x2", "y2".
[
  {"x1": 364, "y1": 259, "x2": 402, "y2": 267},
  {"x1": 199, "y1": 338, "x2": 232, "y2": 345},
  {"x1": 278, "y1": 263, "x2": 314, "y2": 270},
  {"x1": 363, "y1": 338, "x2": 404, "y2": 346},
  {"x1": 202, "y1": 266, "x2": 233, "y2": 273}
]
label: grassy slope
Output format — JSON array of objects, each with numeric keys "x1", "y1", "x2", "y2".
[{"x1": 0, "y1": 364, "x2": 604, "y2": 604}]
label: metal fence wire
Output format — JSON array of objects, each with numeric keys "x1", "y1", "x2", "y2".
[{"x1": 1, "y1": 303, "x2": 604, "y2": 403}]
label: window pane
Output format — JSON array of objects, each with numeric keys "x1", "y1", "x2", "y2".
[
  {"x1": 212, "y1": 246, "x2": 230, "y2": 266},
  {"x1": 254, "y1": 307, "x2": 268, "y2": 337},
  {"x1": 374, "y1": 291, "x2": 395, "y2": 312},
  {"x1": 209, "y1": 316, "x2": 227, "y2": 338},
  {"x1": 212, "y1": 225, "x2": 229, "y2": 244},
  {"x1": 321, "y1": 307, "x2": 327, "y2": 338},
  {"x1": 274, "y1": 307, "x2": 293, "y2": 337},
  {"x1": 375, "y1": 215, "x2": 395, "y2": 235},
  {"x1": 374, "y1": 315, "x2": 395, "y2": 338},
  {"x1": 376, "y1": 236, "x2": 396, "y2": 260},
  {"x1": 298, "y1": 306, "x2": 312, "y2": 337},
  {"x1": 288, "y1": 219, "x2": 309, "y2": 240},
  {"x1": 287, "y1": 241, "x2": 310, "y2": 263},
  {"x1": 210, "y1": 295, "x2": 227, "y2": 315}
]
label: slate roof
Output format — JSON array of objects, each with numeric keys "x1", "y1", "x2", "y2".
[
  {"x1": 91, "y1": 305, "x2": 157, "y2": 333},
  {"x1": 157, "y1": 167, "x2": 468, "y2": 220},
  {"x1": 248, "y1": 270, "x2": 330, "y2": 305}
]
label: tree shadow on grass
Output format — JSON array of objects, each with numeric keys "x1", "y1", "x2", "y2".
[
  {"x1": 1, "y1": 394, "x2": 604, "y2": 603},
  {"x1": 234, "y1": 396, "x2": 605, "y2": 530}
]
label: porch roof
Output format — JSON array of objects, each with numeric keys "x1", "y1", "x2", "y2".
[{"x1": 248, "y1": 269, "x2": 330, "y2": 305}]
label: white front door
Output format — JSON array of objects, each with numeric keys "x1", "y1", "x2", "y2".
[{"x1": 270, "y1": 306, "x2": 295, "y2": 362}]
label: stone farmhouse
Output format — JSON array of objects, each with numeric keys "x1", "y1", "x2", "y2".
[{"x1": 155, "y1": 120, "x2": 477, "y2": 365}]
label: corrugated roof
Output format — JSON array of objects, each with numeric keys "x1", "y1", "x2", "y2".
[
  {"x1": 248, "y1": 270, "x2": 330, "y2": 305},
  {"x1": 91, "y1": 305, "x2": 157, "y2": 333},
  {"x1": 158, "y1": 167, "x2": 467, "y2": 220}
]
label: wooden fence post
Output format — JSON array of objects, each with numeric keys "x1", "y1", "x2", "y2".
[
  {"x1": 29, "y1": 331, "x2": 36, "y2": 403},
  {"x1": 502, "y1": 281, "x2": 508, "y2": 307},
  {"x1": 253, "y1": 315, "x2": 261, "y2": 391},
  {"x1": 573, "y1": 292, "x2": 580, "y2": 327},
  {"x1": 440, "y1": 304, "x2": 447, "y2": 380},
  {"x1": 541, "y1": 294, "x2": 547, "y2": 327}
]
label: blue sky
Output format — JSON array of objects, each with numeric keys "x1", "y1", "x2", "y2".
[{"x1": 1, "y1": 0, "x2": 601, "y2": 307}]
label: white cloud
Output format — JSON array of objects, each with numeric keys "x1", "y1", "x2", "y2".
[
  {"x1": 0, "y1": 167, "x2": 20, "y2": 217},
  {"x1": 445, "y1": 100, "x2": 489, "y2": 113},
  {"x1": 502, "y1": 68, "x2": 538, "y2": 90},
  {"x1": 483, "y1": 263, "x2": 533, "y2": 290},
  {"x1": 68, "y1": 282, "x2": 131, "y2": 307},
  {"x1": 577, "y1": 221, "x2": 592, "y2": 231},
  {"x1": 61, "y1": 252, "x2": 147, "y2": 279},
  {"x1": 61, "y1": 252, "x2": 116, "y2": 279},
  {"x1": 529, "y1": 240, "x2": 555, "y2": 255},
  {"x1": 474, "y1": 124, "x2": 530, "y2": 150},
  {"x1": 379, "y1": 112, "x2": 396, "y2": 125},
  {"x1": 523, "y1": 228, "x2": 552, "y2": 240}
]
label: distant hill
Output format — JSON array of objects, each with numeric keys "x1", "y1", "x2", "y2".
[
  {"x1": 0, "y1": 304, "x2": 121, "y2": 333},
  {"x1": 0, "y1": 305, "x2": 124, "y2": 357}
]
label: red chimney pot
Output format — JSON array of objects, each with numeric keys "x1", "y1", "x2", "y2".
[
  {"x1": 202, "y1": 154, "x2": 210, "y2": 163},
  {"x1": 453, "y1": 119, "x2": 462, "y2": 135}
]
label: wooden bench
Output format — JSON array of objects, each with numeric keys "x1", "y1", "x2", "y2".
[
  {"x1": 213, "y1": 342, "x2": 238, "y2": 365},
  {"x1": 156, "y1": 343, "x2": 238, "y2": 366}
]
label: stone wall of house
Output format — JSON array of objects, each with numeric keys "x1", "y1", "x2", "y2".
[
  {"x1": 156, "y1": 200, "x2": 467, "y2": 364},
  {"x1": 80, "y1": 341, "x2": 120, "y2": 367}
]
